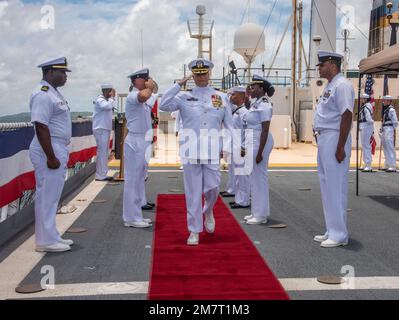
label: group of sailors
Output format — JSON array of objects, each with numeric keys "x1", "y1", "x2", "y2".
[
  {"x1": 359, "y1": 94, "x2": 398, "y2": 172},
  {"x1": 28, "y1": 50, "x2": 397, "y2": 252}
]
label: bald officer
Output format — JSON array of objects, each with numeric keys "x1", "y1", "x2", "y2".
[
  {"x1": 123, "y1": 68, "x2": 155, "y2": 228},
  {"x1": 29, "y1": 57, "x2": 74, "y2": 253},
  {"x1": 313, "y1": 51, "x2": 355, "y2": 248},
  {"x1": 359, "y1": 93, "x2": 374, "y2": 172},
  {"x1": 160, "y1": 58, "x2": 239, "y2": 246},
  {"x1": 93, "y1": 84, "x2": 116, "y2": 181},
  {"x1": 381, "y1": 95, "x2": 398, "y2": 172}
]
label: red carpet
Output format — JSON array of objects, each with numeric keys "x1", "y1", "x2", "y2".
[{"x1": 148, "y1": 195, "x2": 290, "y2": 300}]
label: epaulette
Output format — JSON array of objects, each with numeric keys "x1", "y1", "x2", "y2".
[
  {"x1": 262, "y1": 97, "x2": 269, "y2": 103},
  {"x1": 41, "y1": 86, "x2": 49, "y2": 92}
]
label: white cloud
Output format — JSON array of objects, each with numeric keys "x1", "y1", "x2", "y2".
[{"x1": 0, "y1": 0, "x2": 372, "y2": 116}]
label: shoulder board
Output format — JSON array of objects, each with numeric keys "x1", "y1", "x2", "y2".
[
  {"x1": 262, "y1": 97, "x2": 269, "y2": 103},
  {"x1": 41, "y1": 86, "x2": 49, "y2": 92}
]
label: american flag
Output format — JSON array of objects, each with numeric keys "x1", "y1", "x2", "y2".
[
  {"x1": 365, "y1": 74, "x2": 375, "y2": 112},
  {"x1": 365, "y1": 74, "x2": 377, "y2": 155}
]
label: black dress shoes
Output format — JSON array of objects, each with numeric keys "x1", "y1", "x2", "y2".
[{"x1": 230, "y1": 203, "x2": 251, "y2": 209}]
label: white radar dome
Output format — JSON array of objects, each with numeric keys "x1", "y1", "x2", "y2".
[{"x1": 234, "y1": 23, "x2": 265, "y2": 64}]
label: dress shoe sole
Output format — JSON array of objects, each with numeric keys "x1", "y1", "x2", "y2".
[
  {"x1": 320, "y1": 242, "x2": 348, "y2": 248},
  {"x1": 230, "y1": 205, "x2": 251, "y2": 209},
  {"x1": 246, "y1": 220, "x2": 267, "y2": 225},
  {"x1": 124, "y1": 223, "x2": 152, "y2": 229},
  {"x1": 36, "y1": 247, "x2": 71, "y2": 253}
]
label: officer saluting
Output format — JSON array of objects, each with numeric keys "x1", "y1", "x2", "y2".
[
  {"x1": 29, "y1": 57, "x2": 74, "y2": 253},
  {"x1": 123, "y1": 68, "x2": 155, "y2": 229},
  {"x1": 93, "y1": 84, "x2": 116, "y2": 181},
  {"x1": 313, "y1": 51, "x2": 355, "y2": 248},
  {"x1": 160, "y1": 58, "x2": 238, "y2": 246},
  {"x1": 359, "y1": 93, "x2": 374, "y2": 172},
  {"x1": 381, "y1": 95, "x2": 398, "y2": 172}
]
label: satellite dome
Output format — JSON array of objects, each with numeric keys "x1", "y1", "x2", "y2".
[{"x1": 234, "y1": 23, "x2": 265, "y2": 64}]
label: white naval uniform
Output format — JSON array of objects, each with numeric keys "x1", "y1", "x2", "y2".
[
  {"x1": 93, "y1": 95, "x2": 115, "y2": 180},
  {"x1": 122, "y1": 88, "x2": 153, "y2": 223},
  {"x1": 232, "y1": 105, "x2": 250, "y2": 207},
  {"x1": 160, "y1": 84, "x2": 238, "y2": 233},
  {"x1": 29, "y1": 80, "x2": 72, "y2": 247},
  {"x1": 382, "y1": 106, "x2": 398, "y2": 169},
  {"x1": 243, "y1": 97, "x2": 274, "y2": 219},
  {"x1": 141, "y1": 93, "x2": 158, "y2": 207},
  {"x1": 313, "y1": 73, "x2": 355, "y2": 243},
  {"x1": 359, "y1": 103, "x2": 374, "y2": 168}
]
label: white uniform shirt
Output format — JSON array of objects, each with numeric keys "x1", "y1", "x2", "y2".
[
  {"x1": 30, "y1": 80, "x2": 72, "y2": 145},
  {"x1": 160, "y1": 84, "x2": 236, "y2": 160},
  {"x1": 93, "y1": 95, "x2": 115, "y2": 131},
  {"x1": 242, "y1": 97, "x2": 273, "y2": 130},
  {"x1": 383, "y1": 106, "x2": 398, "y2": 129},
  {"x1": 171, "y1": 110, "x2": 183, "y2": 134},
  {"x1": 232, "y1": 105, "x2": 248, "y2": 129},
  {"x1": 313, "y1": 73, "x2": 355, "y2": 131},
  {"x1": 359, "y1": 102, "x2": 374, "y2": 130},
  {"x1": 125, "y1": 88, "x2": 153, "y2": 135}
]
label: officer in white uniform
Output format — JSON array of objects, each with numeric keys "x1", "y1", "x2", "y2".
[
  {"x1": 228, "y1": 86, "x2": 251, "y2": 209},
  {"x1": 240, "y1": 76, "x2": 275, "y2": 225},
  {"x1": 123, "y1": 68, "x2": 155, "y2": 228},
  {"x1": 359, "y1": 93, "x2": 374, "y2": 172},
  {"x1": 313, "y1": 51, "x2": 355, "y2": 248},
  {"x1": 381, "y1": 95, "x2": 398, "y2": 172},
  {"x1": 160, "y1": 58, "x2": 239, "y2": 246},
  {"x1": 93, "y1": 84, "x2": 116, "y2": 181},
  {"x1": 29, "y1": 57, "x2": 74, "y2": 253}
]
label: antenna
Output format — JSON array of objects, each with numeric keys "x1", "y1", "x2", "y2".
[
  {"x1": 337, "y1": 29, "x2": 355, "y2": 77},
  {"x1": 187, "y1": 5, "x2": 214, "y2": 60},
  {"x1": 140, "y1": 29, "x2": 144, "y2": 68}
]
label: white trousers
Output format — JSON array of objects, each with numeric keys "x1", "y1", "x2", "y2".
[
  {"x1": 249, "y1": 132, "x2": 274, "y2": 219},
  {"x1": 123, "y1": 134, "x2": 150, "y2": 223},
  {"x1": 382, "y1": 127, "x2": 397, "y2": 168},
  {"x1": 29, "y1": 141, "x2": 68, "y2": 246},
  {"x1": 94, "y1": 129, "x2": 111, "y2": 180},
  {"x1": 226, "y1": 162, "x2": 236, "y2": 195},
  {"x1": 233, "y1": 158, "x2": 250, "y2": 206},
  {"x1": 317, "y1": 130, "x2": 351, "y2": 243},
  {"x1": 183, "y1": 163, "x2": 220, "y2": 233},
  {"x1": 360, "y1": 126, "x2": 374, "y2": 167}
]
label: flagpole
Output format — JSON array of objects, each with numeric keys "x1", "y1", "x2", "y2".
[{"x1": 356, "y1": 74, "x2": 363, "y2": 197}]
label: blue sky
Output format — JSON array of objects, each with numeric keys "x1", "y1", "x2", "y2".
[{"x1": 0, "y1": 0, "x2": 372, "y2": 116}]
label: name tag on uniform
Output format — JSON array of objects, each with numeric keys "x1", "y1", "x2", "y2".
[
  {"x1": 211, "y1": 95, "x2": 223, "y2": 108},
  {"x1": 323, "y1": 90, "x2": 332, "y2": 99},
  {"x1": 58, "y1": 101, "x2": 69, "y2": 111},
  {"x1": 187, "y1": 97, "x2": 199, "y2": 102}
]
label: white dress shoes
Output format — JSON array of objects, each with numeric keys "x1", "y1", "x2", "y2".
[
  {"x1": 124, "y1": 221, "x2": 152, "y2": 228},
  {"x1": 187, "y1": 232, "x2": 199, "y2": 246},
  {"x1": 36, "y1": 242, "x2": 71, "y2": 253},
  {"x1": 313, "y1": 233, "x2": 329, "y2": 243},
  {"x1": 320, "y1": 239, "x2": 348, "y2": 248},
  {"x1": 244, "y1": 214, "x2": 254, "y2": 221},
  {"x1": 204, "y1": 213, "x2": 215, "y2": 233},
  {"x1": 246, "y1": 217, "x2": 268, "y2": 225},
  {"x1": 59, "y1": 239, "x2": 74, "y2": 246}
]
